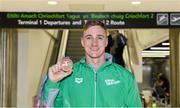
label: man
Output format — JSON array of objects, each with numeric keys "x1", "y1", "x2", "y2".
[{"x1": 39, "y1": 20, "x2": 142, "y2": 107}]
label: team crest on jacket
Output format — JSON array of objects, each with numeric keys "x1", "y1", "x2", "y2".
[{"x1": 75, "y1": 77, "x2": 83, "y2": 84}]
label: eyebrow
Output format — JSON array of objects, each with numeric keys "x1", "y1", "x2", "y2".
[
  {"x1": 97, "y1": 34, "x2": 105, "y2": 37},
  {"x1": 84, "y1": 34, "x2": 92, "y2": 38},
  {"x1": 84, "y1": 34, "x2": 105, "y2": 37}
]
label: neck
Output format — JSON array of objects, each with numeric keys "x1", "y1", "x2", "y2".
[{"x1": 86, "y1": 54, "x2": 106, "y2": 70}]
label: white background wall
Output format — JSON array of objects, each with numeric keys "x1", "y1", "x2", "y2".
[{"x1": 17, "y1": 29, "x2": 52, "y2": 107}]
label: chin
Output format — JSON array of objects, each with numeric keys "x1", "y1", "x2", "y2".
[{"x1": 91, "y1": 53, "x2": 102, "y2": 58}]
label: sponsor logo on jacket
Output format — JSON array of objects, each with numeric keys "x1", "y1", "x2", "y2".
[
  {"x1": 75, "y1": 77, "x2": 83, "y2": 84},
  {"x1": 105, "y1": 79, "x2": 120, "y2": 86}
]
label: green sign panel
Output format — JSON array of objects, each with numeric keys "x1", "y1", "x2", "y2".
[{"x1": 0, "y1": 12, "x2": 179, "y2": 28}]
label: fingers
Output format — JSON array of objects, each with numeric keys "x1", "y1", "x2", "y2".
[
  {"x1": 48, "y1": 63, "x2": 66, "y2": 82},
  {"x1": 48, "y1": 56, "x2": 73, "y2": 82},
  {"x1": 49, "y1": 60, "x2": 73, "y2": 74},
  {"x1": 49, "y1": 63, "x2": 61, "y2": 74}
]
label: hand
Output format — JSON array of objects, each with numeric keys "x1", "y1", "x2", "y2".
[{"x1": 48, "y1": 58, "x2": 73, "y2": 83}]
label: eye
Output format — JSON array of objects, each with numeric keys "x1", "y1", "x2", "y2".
[
  {"x1": 97, "y1": 36, "x2": 104, "y2": 40},
  {"x1": 98, "y1": 37, "x2": 103, "y2": 40},
  {"x1": 86, "y1": 36, "x2": 92, "y2": 40}
]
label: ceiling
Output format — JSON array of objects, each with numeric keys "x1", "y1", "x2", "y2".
[
  {"x1": 142, "y1": 40, "x2": 169, "y2": 58},
  {"x1": 0, "y1": 0, "x2": 180, "y2": 12}
]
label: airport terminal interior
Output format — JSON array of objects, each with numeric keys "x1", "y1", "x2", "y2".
[
  {"x1": 1, "y1": 28, "x2": 180, "y2": 107},
  {"x1": 1, "y1": 0, "x2": 180, "y2": 107}
]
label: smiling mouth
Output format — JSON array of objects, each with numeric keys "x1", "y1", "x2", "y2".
[{"x1": 91, "y1": 48, "x2": 99, "y2": 51}]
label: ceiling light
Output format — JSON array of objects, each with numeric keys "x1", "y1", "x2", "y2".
[
  {"x1": 162, "y1": 42, "x2": 170, "y2": 46},
  {"x1": 142, "y1": 50, "x2": 169, "y2": 55},
  {"x1": 48, "y1": 1, "x2": 58, "y2": 5},
  {"x1": 142, "y1": 54, "x2": 167, "y2": 58},
  {"x1": 150, "y1": 47, "x2": 170, "y2": 50},
  {"x1": 142, "y1": 50, "x2": 169, "y2": 57},
  {"x1": 131, "y1": 1, "x2": 141, "y2": 5}
]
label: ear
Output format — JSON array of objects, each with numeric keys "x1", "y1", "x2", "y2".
[{"x1": 81, "y1": 37, "x2": 84, "y2": 47}]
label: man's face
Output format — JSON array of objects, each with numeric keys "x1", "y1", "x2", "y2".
[{"x1": 81, "y1": 25, "x2": 108, "y2": 59}]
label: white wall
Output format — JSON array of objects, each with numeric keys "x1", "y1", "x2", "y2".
[
  {"x1": 17, "y1": 29, "x2": 52, "y2": 107},
  {"x1": 17, "y1": 30, "x2": 29, "y2": 106}
]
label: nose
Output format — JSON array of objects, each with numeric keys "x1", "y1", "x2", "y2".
[{"x1": 92, "y1": 38, "x2": 98, "y2": 46}]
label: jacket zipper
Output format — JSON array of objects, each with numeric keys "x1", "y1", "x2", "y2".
[
  {"x1": 93, "y1": 68, "x2": 97, "y2": 108},
  {"x1": 88, "y1": 64, "x2": 97, "y2": 107}
]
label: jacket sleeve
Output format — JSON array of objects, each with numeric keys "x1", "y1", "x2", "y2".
[
  {"x1": 40, "y1": 80, "x2": 63, "y2": 107},
  {"x1": 126, "y1": 74, "x2": 142, "y2": 107}
]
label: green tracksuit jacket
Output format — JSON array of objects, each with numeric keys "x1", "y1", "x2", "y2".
[{"x1": 41, "y1": 55, "x2": 142, "y2": 107}]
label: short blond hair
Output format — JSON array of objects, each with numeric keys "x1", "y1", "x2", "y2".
[{"x1": 83, "y1": 20, "x2": 107, "y2": 32}]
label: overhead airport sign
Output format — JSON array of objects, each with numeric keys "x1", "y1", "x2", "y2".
[{"x1": 0, "y1": 12, "x2": 180, "y2": 28}]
